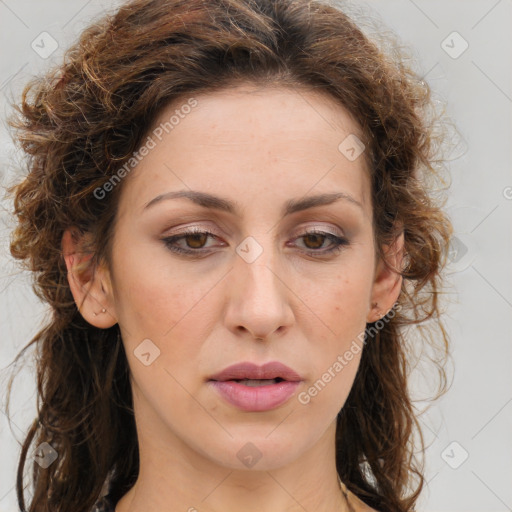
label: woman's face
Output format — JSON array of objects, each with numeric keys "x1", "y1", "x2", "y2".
[{"x1": 68, "y1": 84, "x2": 402, "y2": 473}]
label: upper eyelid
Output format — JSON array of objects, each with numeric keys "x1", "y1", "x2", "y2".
[{"x1": 163, "y1": 221, "x2": 345, "y2": 237}]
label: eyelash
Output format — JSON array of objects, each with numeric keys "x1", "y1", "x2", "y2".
[{"x1": 161, "y1": 228, "x2": 349, "y2": 258}]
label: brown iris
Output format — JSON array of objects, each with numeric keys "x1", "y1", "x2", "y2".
[
  {"x1": 302, "y1": 233, "x2": 326, "y2": 249},
  {"x1": 185, "y1": 233, "x2": 209, "y2": 248}
]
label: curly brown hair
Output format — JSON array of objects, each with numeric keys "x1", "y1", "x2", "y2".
[{"x1": 4, "y1": 0, "x2": 453, "y2": 511}]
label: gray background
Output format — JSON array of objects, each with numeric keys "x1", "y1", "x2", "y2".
[{"x1": 0, "y1": 1, "x2": 511, "y2": 511}]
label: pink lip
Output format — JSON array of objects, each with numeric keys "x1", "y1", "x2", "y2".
[
  {"x1": 209, "y1": 361, "x2": 302, "y2": 382},
  {"x1": 208, "y1": 361, "x2": 302, "y2": 412}
]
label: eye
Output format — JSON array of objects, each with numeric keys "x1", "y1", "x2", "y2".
[
  {"x1": 291, "y1": 229, "x2": 350, "y2": 256},
  {"x1": 161, "y1": 228, "x2": 222, "y2": 256},
  {"x1": 161, "y1": 228, "x2": 349, "y2": 258}
]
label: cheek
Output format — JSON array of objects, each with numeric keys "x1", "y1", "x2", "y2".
[
  {"x1": 112, "y1": 242, "x2": 217, "y2": 335},
  {"x1": 306, "y1": 270, "x2": 370, "y2": 338},
  {"x1": 295, "y1": 267, "x2": 370, "y2": 400}
]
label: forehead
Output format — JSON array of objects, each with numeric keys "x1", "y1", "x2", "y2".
[
  {"x1": 117, "y1": 84, "x2": 372, "y2": 219},
  {"x1": 153, "y1": 83, "x2": 365, "y2": 145}
]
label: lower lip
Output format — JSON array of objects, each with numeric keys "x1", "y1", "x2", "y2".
[{"x1": 209, "y1": 380, "x2": 301, "y2": 412}]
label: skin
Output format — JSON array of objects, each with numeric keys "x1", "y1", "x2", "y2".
[{"x1": 62, "y1": 84, "x2": 403, "y2": 512}]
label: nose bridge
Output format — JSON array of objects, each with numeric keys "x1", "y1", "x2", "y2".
[
  {"x1": 237, "y1": 240, "x2": 283, "y2": 308},
  {"x1": 242, "y1": 256, "x2": 280, "y2": 302}
]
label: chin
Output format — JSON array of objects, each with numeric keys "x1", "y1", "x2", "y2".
[{"x1": 196, "y1": 429, "x2": 314, "y2": 471}]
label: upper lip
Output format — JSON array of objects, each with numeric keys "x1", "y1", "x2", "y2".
[{"x1": 209, "y1": 361, "x2": 302, "y2": 382}]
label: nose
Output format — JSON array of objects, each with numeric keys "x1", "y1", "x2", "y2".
[{"x1": 223, "y1": 246, "x2": 294, "y2": 341}]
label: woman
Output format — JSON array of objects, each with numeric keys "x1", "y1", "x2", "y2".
[{"x1": 5, "y1": 0, "x2": 453, "y2": 511}]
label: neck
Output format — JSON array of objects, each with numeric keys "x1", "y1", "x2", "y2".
[{"x1": 115, "y1": 423, "x2": 350, "y2": 512}]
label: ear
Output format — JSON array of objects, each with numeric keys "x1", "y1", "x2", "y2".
[
  {"x1": 366, "y1": 228, "x2": 405, "y2": 323},
  {"x1": 61, "y1": 227, "x2": 118, "y2": 328}
]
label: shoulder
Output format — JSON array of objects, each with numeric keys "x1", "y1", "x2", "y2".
[{"x1": 340, "y1": 480, "x2": 380, "y2": 512}]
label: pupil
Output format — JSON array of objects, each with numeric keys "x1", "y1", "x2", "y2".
[
  {"x1": 187, "y1": 233, "x2": 207, "y2": 248},
  {"x1": 304, "y1": 234, "x2": 324, "y2": 249}
]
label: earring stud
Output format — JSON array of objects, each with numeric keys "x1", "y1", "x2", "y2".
[{"x1": 93, "y1": 308, "x2": 106, "y2": 316}]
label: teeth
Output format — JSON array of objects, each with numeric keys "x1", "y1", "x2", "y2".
[{"x1": 237, "y1": 379, "x2": 279, "y2": 387}]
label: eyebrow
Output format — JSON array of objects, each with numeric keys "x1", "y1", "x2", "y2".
[{"x1": 143, "y1": 189, "x2": 364, "y2": 216}]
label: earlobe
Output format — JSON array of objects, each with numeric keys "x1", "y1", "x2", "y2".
[
  {"x1": 367, "y1": 230, "x2": 405, "y2": 323},
  {"x1": 62, "y1": 228, "x2": 117, "y2": 328}
]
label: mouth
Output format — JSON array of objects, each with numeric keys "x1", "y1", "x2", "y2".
[
  {"x1": 208, "y1": 362, "x2": 302, "y2": 412},
  {"x1": 208, "y1": 361, "x2": 302, "y2": 382}
]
